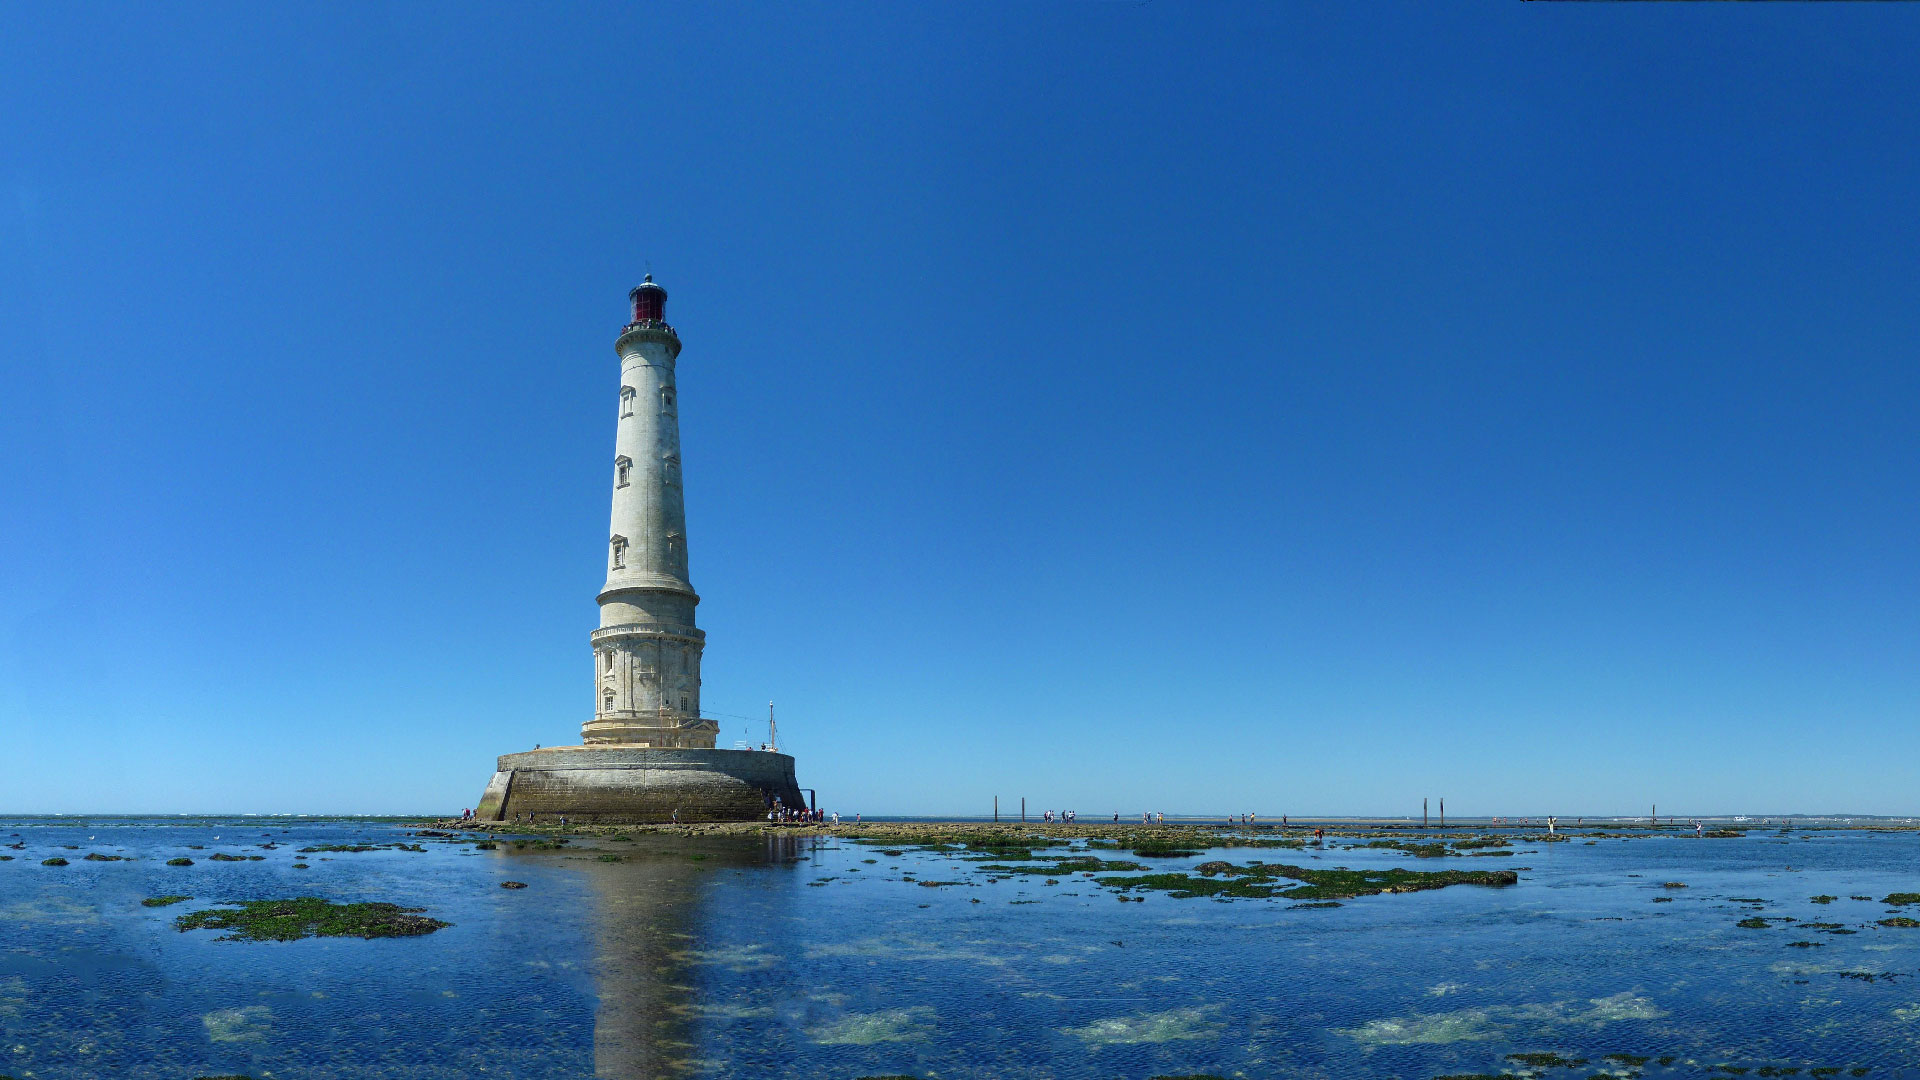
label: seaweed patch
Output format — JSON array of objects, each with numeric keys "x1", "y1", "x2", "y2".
[
  {"x1": 174, "y1": 898, "x2": 450, "y2": 941},
  {"x1": 1098, "y1": 861, "x2": 1518, "y2": 901}
]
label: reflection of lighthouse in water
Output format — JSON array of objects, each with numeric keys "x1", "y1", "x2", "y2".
[{"x1": 577, "y1": 835, "x2": 809, "y2": 1078}]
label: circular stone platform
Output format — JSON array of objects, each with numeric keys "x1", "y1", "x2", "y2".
[{"x1": 474, "y1": 746, "x2": 805, "y2": 824}]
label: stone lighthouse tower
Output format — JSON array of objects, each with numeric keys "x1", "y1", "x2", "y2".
[
  {"x1": 584, "y1": 275, "x2": 718, "y2": 748},
  {"x1": 472, "y1": 276, "x2": 805, "y2": 822}
]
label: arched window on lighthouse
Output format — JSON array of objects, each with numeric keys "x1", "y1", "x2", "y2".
[
  {"x1": 602, "y1": 688, "x2": 615, "y2": 713},
  {"x1": 615, "y1": 455, "x2": 632, "y2": 488},
  {"x1": 619, "y1": 386, "x2": 636, "y2": 418},
  {"x1": 610, "y1": 535, "x2": 628, "y2": 570},
  {"x1": 661, "y1": 387, "x2": 676, "y2": 414}
]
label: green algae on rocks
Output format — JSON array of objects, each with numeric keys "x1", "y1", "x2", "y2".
[
  {"x1": 142, "y1": 895, "x2": 191, "y2": 907},
  {"x1": 1357, "y1": 840, "x2": 1454, "y2": 858},
  {"x1": 41, "y1": 858, "x2": 68, "y2": 866},
  {"x1": 1130, "y1": 843, "x2": 1204, "y2": 858},
  {"x1": 975, "y1": 856, "x2": 1147, "y2": 875},
  {"x1": 174, "y1": 898, "x2": 450, "y2": 942},
  {"x1": 1508, "y1": 1052, "x2": 1587, "y2": 1067},
  {"x1": 166, "y1": 857, "x2": 193, "y2": 866},
  {"x1": 1098, "y1": 860, "x2": 1518, "y2": 901}
]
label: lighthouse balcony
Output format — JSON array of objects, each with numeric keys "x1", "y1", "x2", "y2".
[{"x1": 615, "y1": 321, "x2": 681, "y2": 358}]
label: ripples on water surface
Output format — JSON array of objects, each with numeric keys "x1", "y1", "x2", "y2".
[{"x1": 4, "y1": 820, "x2": 1920, "y2": 1078}]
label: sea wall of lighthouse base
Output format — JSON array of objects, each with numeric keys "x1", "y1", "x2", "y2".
[{"x1": 474, "y1": 746, "x2": 805, "y2": 823}]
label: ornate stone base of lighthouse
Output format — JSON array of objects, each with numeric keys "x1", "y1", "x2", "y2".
[{"x1": 474, "y1": 746, "x2": 804, "y2": 824}]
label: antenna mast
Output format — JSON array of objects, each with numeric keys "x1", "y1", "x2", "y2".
[{"x1": 769, "y1": 701, "x2": 778, "y2": 753}]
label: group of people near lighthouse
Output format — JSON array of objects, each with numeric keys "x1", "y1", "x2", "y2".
[{"x1": 768, "y1": 804, "x2": 834, "y2": 825}]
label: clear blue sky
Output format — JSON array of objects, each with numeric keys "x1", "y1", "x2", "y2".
[{"x1": 4, "y1": 4, "x2": 1917, "y2": 817}]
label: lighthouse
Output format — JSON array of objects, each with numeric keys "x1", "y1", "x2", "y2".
[
  {"x1": 585, "y1": 275, "x2": 717, "y2": 748},
  {"x1": 472, "y1": 276, "x2": 805, "y2": 822}
]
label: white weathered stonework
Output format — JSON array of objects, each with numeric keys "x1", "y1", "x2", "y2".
[
  {"x1": 474, "y1": 275, "x2": 806, "y2": 822},
  {"x1": 584, "y1": 285, "x2": 718, "y2": 749}
]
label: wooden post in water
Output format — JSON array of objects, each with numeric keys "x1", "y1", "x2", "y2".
[
  {"x1": 994, "y1": 796, "x2": 998, "y2": 823},
  {"x1": 1440, "y1": 798, "x2": 1445, "y2": 828},
  {"x1": 1021, "y1": 797, "x2": 1026, "y2": 823},
  {"x1": 1423, "y1": 798, "x2": 1428, "y2": 827}
]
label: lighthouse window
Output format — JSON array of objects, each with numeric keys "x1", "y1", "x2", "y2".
[
  {"x1": 615, "y1": 455, "x2": 632, "y2": 487},
  {"x1": 620, "y1": 386, "x2": 636, "y2": 417},
  {"x1": 662, "y1": 388, "x2": 675, "y2": 413},
  {"x1": 610, "y1": 535, "x2": 628, "y2": 569},
  {"x1": 603, "y1": 689, "x2": 615, "y2": 711}
]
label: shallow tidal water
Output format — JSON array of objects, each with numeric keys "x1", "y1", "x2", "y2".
[{"x1": 4, "y1": 820, "x2": 1920, "y2": 1079}]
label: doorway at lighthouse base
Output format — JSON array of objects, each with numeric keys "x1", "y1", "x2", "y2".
[{"x1": 474, "y1": 746, "x2": 805, "y2": 823}]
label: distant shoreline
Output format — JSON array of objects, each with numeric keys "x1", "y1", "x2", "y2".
[
  {"x1": 5, "y1": 812, "x2": 1919, "y2": 830},
  {"x1": 409, "y1": 817, "x2": 1920, "y2": 841}
]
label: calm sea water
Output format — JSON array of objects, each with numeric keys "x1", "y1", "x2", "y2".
[{"x1": 4, "y1": 819, "x2": 1920, "y2": 1079}]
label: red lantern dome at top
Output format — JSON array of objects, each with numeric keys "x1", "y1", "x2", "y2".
[{"x1": 629, "y1": 274, "x2": 667, "y2": 324}]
